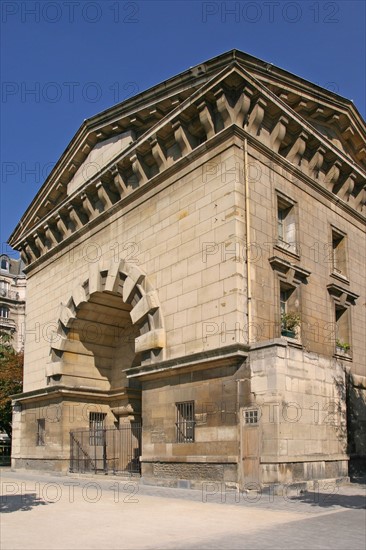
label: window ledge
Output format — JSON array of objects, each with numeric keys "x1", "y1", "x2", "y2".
[
  {"x1": 274, "y1": 241, "x2": 300, "y2": 260},
  {"x1": 334, "y1": 350, "x2": 352, "y2": 361},
  {"x1": 330, "y1": 270, "x2": 350, "y2": 285},
  {"x1": 281, "y1": 335, "x2": 303, "y2": 349}
]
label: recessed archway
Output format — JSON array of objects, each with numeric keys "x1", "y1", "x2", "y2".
[{"x1": 47, "y1": 259, "x2": 165, "y2": 387}]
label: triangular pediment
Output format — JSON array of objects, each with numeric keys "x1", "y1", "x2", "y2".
[{"x1": 67, "y1": 131, "x2": 135, "y2": 196}]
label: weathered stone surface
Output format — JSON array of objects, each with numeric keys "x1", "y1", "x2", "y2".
[{"x1": 9, "y1": 51, "x2": 365, "y2": 489}]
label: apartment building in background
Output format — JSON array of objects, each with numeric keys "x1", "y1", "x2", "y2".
[{"x1": 0, "y1": 255, "x2": 26, "y2": 352}]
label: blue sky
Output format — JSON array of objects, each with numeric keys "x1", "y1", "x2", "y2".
[{"x1": 1, "y1": 0, "x2": 365, "y2": 256}]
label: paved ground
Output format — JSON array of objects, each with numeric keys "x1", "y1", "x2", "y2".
[{"x1": 1, "y1": 468, "x2": 365, "y2": 550}]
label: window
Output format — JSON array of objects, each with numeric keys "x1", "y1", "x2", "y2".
[
  {"x1": 335, "y1": 305, "x2": 350, "y2": 354},
  {"x1": 89, "y1": 412, "x2": 106, "y2": 446},
  {"x1": 176, "y1": 401, "x2": 195, "y2": 443},
  {"x1": 331, "y1": 229, "x2": 347, "y2": 277},
  {"x1": 36, "y1": 419, "x2": 45, "y2": 446},
  {"x1": 0, "y1": 306, "x2": 9, "y2": 318},
  {"x1": 280, "y1": 284, "x2": 300, "y2": 338},
  {"x1": 244, "y1": 409, "x2": 258, "y2": 425},
  {"x1": 0, "y1": 280, "x2": 9, "y2": 295},
  {"x1": 280, "y1": 288, "x2": 289, "y2": 317},
  {"x1": 327, "y1": 283, "x2": 358, "y2": 357},
  {"x1": 0, "y1": 257, "x2": 9, "y2": 271},
  {"x1": 277, "y1": 195, "x2": 297, "y2": 253}
]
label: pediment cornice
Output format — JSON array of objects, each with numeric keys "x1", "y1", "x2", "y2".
[{"x1": 9, "y1": 57, "x2": 366, "y2": 266}]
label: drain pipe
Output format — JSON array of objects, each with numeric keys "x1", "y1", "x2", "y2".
[{"x1": 243, "y1": 138, "x2": 252, "y2": 344}]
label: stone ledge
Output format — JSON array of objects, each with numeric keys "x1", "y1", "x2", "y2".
[
  {"x1": 260, "y1": 454, "x2": 349, "y2": 464},
  {"x1": 126, "y1": 344, "x2": 249, "y2": 379},
  {"x1": 141, "y1": 456, "x2": 238, "y2": 464}
]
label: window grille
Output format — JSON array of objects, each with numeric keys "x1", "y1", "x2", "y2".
[
  {"x1": 89, "y1": 412, "x2": 106, "y2": 446},
  {"x1": 176, "y1": 401, "x2": 195, "y2": 443},
  {"x1": 36, "y1": 419, "x2": 45, "y2": 446},
  {"x1": 244, "y1": 410, "x2": 258, "y2": 425}
]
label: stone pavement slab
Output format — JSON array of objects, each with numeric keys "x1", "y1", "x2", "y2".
[{"x1": 1, "y1": 469, "x2": 365, "y2": 550}]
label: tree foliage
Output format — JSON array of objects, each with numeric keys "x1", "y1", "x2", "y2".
[{"x1": 0, "y1": 332, "x2": 23, "y2": 438}]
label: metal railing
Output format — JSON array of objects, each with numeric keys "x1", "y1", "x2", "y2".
[
  {"x1": 70, "y1": 424, "x2": 142, "y2": 475},
  {"x1": 0, "y1": 317, "x2": 16, "y2": 328}
]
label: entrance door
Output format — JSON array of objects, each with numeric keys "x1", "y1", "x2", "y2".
[{"x1": 239, "y1": 408, "x2": 261, "y2": 488}]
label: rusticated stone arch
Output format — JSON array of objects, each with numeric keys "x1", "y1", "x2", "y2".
[{"x1": 47, "y1": 259, "x2": 165, "y2": 385}]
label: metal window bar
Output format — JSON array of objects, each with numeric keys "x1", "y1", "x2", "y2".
[
  {"x1": 89, "y1": 413, "x2": 106, "y2": 446},
  {"x1": 36, "y1": 419, "x2": 45, "y2": 446},
  {"x1": 176, "y1": 401, "x2": 195, "y2": 443}
]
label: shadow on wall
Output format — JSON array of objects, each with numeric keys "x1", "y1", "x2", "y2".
[{"x1": 345, "y1": 371, "x2": 366, "y2": 481}]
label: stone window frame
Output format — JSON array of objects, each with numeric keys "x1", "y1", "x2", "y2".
[
  {"x1": 327, "y1": 283, "x2": 358, "y2": 360},
  {"x1": 269, "y1": 256, "x2": 311, "y2": 341},
  {"x1": 274, "y1": 191, "x2": 299, "y2": 258},
  {"x1": 279, "y1": 283, "x2": 299, "y2": 337},
  {"x1": 329, "y1": 224, "x2": 349, "y2": 283}
]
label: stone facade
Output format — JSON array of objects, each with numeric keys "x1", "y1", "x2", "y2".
[{"x1": 9, "y1": 50, "x2": 365, "y2": 489}]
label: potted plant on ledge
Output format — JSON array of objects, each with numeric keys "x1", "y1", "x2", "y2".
[
  {"x1": 336, "y1": 339, "x2": 351, "y2": 355},
  {"x1": 281, "y1": 312, "x2": 300, "y2": 338}
]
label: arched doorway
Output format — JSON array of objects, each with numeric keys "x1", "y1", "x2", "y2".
[{"x1": 44, "y1": 259, "x2": 165, "y2": 473}]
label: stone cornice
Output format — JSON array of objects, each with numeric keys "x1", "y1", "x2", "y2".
[
  {"x1": 269, "y1": 256, "x2": 311, "y2": 286},
  {"x1": 10, "y1": 53, "x2": 365, "y2": 246},
  {"x1": 126, "y1": 343, "x2": 249, "y2": 380},
  {"x1": 10, "y1": 65, "x2": 366, "y2": 268},
  {"x1": 326, "y1": 283, "x2": 359, "y2": 307},
  {"x1": 11, "y1": 385, "x2": 141, "y2": 405},
  {"x1": 19, "y1": 126, "x2": 236, "y2": 275}
]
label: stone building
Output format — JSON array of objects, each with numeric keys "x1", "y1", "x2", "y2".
[
  {"x1": 9, "y1": 50, "x2": 366, "y2": 488},
  {"x1": 0, "y1": 255, "x2": 26, "y2": 352}
]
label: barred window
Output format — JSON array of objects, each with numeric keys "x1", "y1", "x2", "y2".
[
  {"x1": 36, "y1": 418, "x2": 45, "y2": 446},
  {"x1": 89, "y1": 412, "x2": 106, "y2": 446},
  {"x1": 176, "y1": 401, "x2": 195, "y2": 443},
  {"x1": 245, "y1": 410, "x2": 258, "y2": 425}
]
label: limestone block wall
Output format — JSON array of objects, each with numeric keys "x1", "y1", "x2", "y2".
[
  {"x1": 140, "y1": 363, "x2": 248, "y2": 484},
  {"x1": 22, "y1": 138, "x2": 247, "y2": 394},
  {"x1": 249, "y1": 340, "x2": 348, "y2": 484},
  {"x1": 246, "y1": 146, "x2": 365, "y2": 375},
  {"x1": 11, "y1": 397, "x2": 115, "y2": 471}
]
